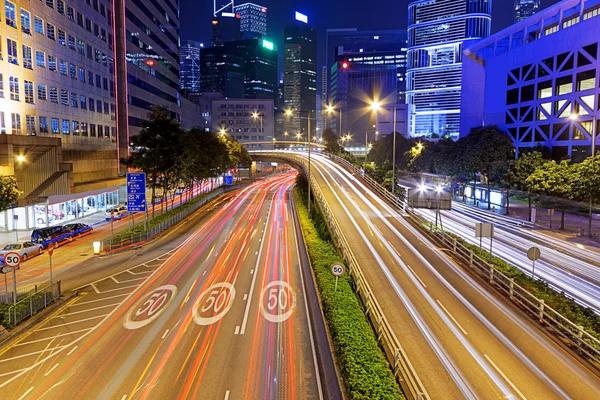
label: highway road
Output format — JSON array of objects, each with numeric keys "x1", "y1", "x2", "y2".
[
  {"x1": 417, "y1": 201, "x2": 600, "y2": 312},
  {"x1": 0, "y1": 172, "x2": 323, "y2": 400},
  {"x1": 276, "y1": 151, "x2": 600, "y2": 399},
  {"x1": 2, "y1": 179, "x2": 221, "y2": 293}
]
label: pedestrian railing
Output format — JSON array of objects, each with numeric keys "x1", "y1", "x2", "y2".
[
  {"x1": 101, "y1": 182, "x2": 253, "y2": 253},
  {"x1": 6, "y1": 280, "x2": 61, "y2": 327},
  {"x1": 416, "y1": 218, "x2": 600, "y2": 365},
  {"x1": 0, "y1": 282, "x2": 43, "y2": 304},
  {"x1": 255, "y1": 151, "x2": 429, "y2": 400}
]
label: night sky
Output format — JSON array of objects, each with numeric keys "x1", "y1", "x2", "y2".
[{"x1": 179, "y1": 0, "x2": 561, "y2": 75}]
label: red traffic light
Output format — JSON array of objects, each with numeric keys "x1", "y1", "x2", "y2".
[{"x1": 145, "y1": 59, "x2": 155, "y2": 67}]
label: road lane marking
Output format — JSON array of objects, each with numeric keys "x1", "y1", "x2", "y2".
[
  {"x1": 250, "y1": 269, "x2": 254, "y2": 275},
  {"x1": 224, "y1": 390, "x2": 230, "y2": 400},
  {"x1": 0, "y1": 367, "x2": 28, "y2": 378},
  {"x1": 112, "y1": 276, "x2": 148, "y2": 284},
  {"x1": 0, "y1": 346, "x2": 68, "y2": 364},
  {"x1": 291, "y1": 205, "x2": 324, "y2": 400},
  {"x1": 405, "y1": 264, "x2": 427, "y2": 288},
  {"x1": 234, "y1": 326, "x2": 240, "y2": 335},
  {"x1": 17, "y1": 387, "x2": 34, "y2": 400},
  {"x1": 90, "y1": 283, "x2": 100, "y2": 294},
  {"x1": 241, "y1": 200, "x2": 275, "y2": 334},
  {"x1": 484, "y1": 354, "x2": 527, "y2": 400},
  {"x1": 44, "y1": 363, "x2": 59, "y2": 376},
  {"x1": 56, "y1": 303, "x2": 120, "y2": 317},
  {"x1": 95, "y1": 284, "x2": 140, "y2": 294},
  {"x1": 67, "y1": 345, "x2": 78, "y2": 356},
  {"x1": 16, "y1": 330, "x2": 91, "y2": 347},
  {"x1": 435, "y1": 301, "x2": 467, "y2": 335},
  {"x1": 161, "y1": 329, "x2": 170, "y2": 339},
  {"x1": 110, "y1": 276, "x2": 119, "y2": 283},
  {"x1": 121, "y1": 395, "x2": 127, "y2": 400},
  {"x1": 71, "y1": 293, "x2": 128, "y2": 306},
  {"x1": 36, "y1": 315, "x2": 108, "y2": 331}
]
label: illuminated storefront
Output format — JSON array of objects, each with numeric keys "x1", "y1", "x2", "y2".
[{"x1": 0, "y1": 187, "x2": 121, "y2": 232}]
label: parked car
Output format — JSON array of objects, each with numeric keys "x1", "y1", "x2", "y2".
[
  {"x1": 63, "y1": 223, "x2": 93, "y2": 237},
  {"x1": 31, "y1": 226, "x2": 70, "y2": 246},
  {"x1": 0, "y1": 242, "x2": 43, "y2": 262},
  {"x1": 105, "y1": 205, "x2": 128, "y2": 220}
]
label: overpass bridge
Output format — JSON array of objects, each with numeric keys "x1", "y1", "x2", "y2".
[
  {"x1": 248, "y1": 149, "x2": 600, "y2": 400},
  {"x1": 241, "y1": 140, "x2": 371, "y2": 157}
]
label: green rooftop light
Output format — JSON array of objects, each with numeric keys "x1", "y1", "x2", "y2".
[{"x1": 262, "y1": 40, "x2": 274, "y2": 50}]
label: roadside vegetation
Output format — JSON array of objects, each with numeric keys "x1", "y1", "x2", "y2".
[{"x1": 294, "y1": 173, "x2": 404, "y2": 400}]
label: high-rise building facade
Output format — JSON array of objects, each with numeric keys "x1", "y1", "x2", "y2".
[
  {"x1": 211, "y1": 98, "x2": 274, "y2": 148},
  {"x1": 200, "y1": 38, "x2": 277, "y2": 100},
  {"x1": 0, "y1": 0, "x2": 123, "y2": 231},
  {"x1": 515, "y1": 0, "x2": 541, "y2": 22},
  {"x1": 211, "y1": 12, "x2": 241, "y2": 46},
  {"x1": 461, "y1": 0, "x2": 600, "y2": 162},
  {"x1": 114, "y1": 0, "x2": 180, "y2": 151},
  {"x1": 407, "y1": 0, "x2": 491, "y2": 139},
  {"x1": 180, "y1": 40, "x2": 204, "y2": 94},
  {"x1": 214, "y1": 0, "x2": 235, "y2": 16},
  {"x1": 326, "y1": 29, "x2": 408, "y2": 104},
  {"x1": 283, "y1": 15, "x2": 317, "y2": 139},
  {"x1": 235, "y1": 3, "x2": 267, "y2": 38}
]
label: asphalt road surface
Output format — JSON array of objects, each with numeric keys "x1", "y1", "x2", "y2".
[
  {"x1": 282, "y1": 151, "x2": 600, "y2": 399},
  {"x1": 0, "y1": 172, "x2": 323, "y2": 400}
]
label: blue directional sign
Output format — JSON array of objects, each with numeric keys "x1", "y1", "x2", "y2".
[
  {"x1": 127, "y1": 172, "x2": 147, "y2": 212},
  {"x1": 224, "y1": 175, "x2": 233, "y2": 185}
]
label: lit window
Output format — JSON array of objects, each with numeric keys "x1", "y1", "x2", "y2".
[
  {"x1": 25, "y1": 115, "x2": 35, "y2": 134},
  {"x1": 37, "y1": 84, "x2": 47, "y2": 100},
  {"x1": 34, "y1": 16, "x2": 43, "y2": 34},
  {"x1": 24, "y1": 80, "x2": 33, "y2": 103},
  {"x1": 20, "y1": 8, "x2": 31, "y2": 34},
  {"x1": 49, "y1": 87, "x2": 58, "y2": 103},
  {"x1": 22, "y1": 44, "x2": 32, "y2": 69},
  {"x1": 5, "y1": 1, "x2": 17, "y2": 28},
  {"x1": 9, "y1": 76, "x2": 19, "y2": 101},
  {"x1": 62, "y1": 119, "x2": 70, "y2": 134},
  {"x1": 51, "y1": 118, "x2": 60, "y2": 134},
  {"x1": 11, "y1": 113, "x2": 21, "y2": 134},
  {"x1": 36, "y1": 50, "x2": 45, "y2": 67},
  {"x1": 7, "y1": 38, "x2": 17, "y2": 64}
]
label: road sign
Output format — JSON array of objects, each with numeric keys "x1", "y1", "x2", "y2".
[
  {"x1": 224, "y1": 175, "x2": 233, "y2": 185},
  {"x1": 127, "y1": 172, "x2": 147, "y2": 212},
  {"x1": 527, "y1": 247, "x2": 541, "y2": 261},
  {"x1": 4, "y1": 252, "x2": 21, "y2": 268},
  {"x1": 475, "y1": 223, "x2": 494, "y2": 238},
  {"x1": 1, "y1": 266, "x2": 14, "y2": 274},
  {"x1": 330, "y1": 263, "x2": 345, "y2": 277},
  {"x1": 48, "y1": 243, "x2": 55, "y2": 256}
]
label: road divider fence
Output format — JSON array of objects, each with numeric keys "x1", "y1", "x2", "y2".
[{"x1": 2, "y1": 280, "x2": 61, "y2": 328}]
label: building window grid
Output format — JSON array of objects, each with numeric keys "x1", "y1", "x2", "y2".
[
  {"x1": 22, "y1": 44, "x2": 32, "y2": 69},
  {"x1": 11, "y1": 113, "x2": 21, "y2": 134},
  {"x1": 24, "y1": 80, "x2": 33, "y2": 103},
  {"x1": 9, "y1": 76, "x2": 19, "y2": 101},
  {"x1": 5, "y1": 1, "x2": 17, "y2": 29},
  {"x1": 20, "y1": 8, "x2": 31, "y2": 35}
]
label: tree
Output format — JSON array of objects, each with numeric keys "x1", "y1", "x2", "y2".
[
  {"x1": 121, "y1": 106, "x2": 184, "y2": 216},
  {"x1": 526, "y1": 160, "x2": 573, "y2": 229},
  {"x1": 0, "y1": 176, "x2": 21, "y2": 211},
  {"x1": 181, "y1": 129, "x2": 229, "y2": 197},
  {"x1": 571, "y1": 154, "x2": 600, "y2": 236},
  {"x1": 505, "y1": 151, "x2": 547, "y2": 221},
  {"x1": 322, "y1": 128, "x2": 340, "y2": 154}
]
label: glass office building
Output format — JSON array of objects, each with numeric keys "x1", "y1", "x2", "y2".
[
  {"x1": 180, "y1": 40, "x2": 203, "y2": 94},
  {"x1": 235, "y1": 3, "x2": 267, "y2": 38},
  {"x1": 515, "y1": 0, "x2": 541, "y2": 22},
  {"x1": 461, "y1": 0, "x2": 600, "y2": 162},
  {"x1": 406, "y1": 0, "x2": 491, "y2": 139}
]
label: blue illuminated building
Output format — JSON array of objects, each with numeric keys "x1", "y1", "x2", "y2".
[
  {"x1": 406, "y1": 0, "x2": 491, "y2": 139},
  {"x1": 461, "y1": 0, "x2": 600, "y2": 162}
]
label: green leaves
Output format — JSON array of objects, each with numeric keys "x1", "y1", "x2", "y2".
[
  {"x1": 0, "y1": 175, "x2": 21, "y2": 212},
  {"x1": 294, "y1": 186, "x2": 404, "y2": 400}
]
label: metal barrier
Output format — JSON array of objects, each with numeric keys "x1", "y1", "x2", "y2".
[
  {"x1": 7, "y1": 280, "x2": 61, "y2": 327},
  {"x1": 101, "y1": 182, "x2": 253, "y2": 253},
  {"x1": 417, "y1": 218, "x2": 600, "y2": 365},
  {"x1": 0, "y1": 282, "x2": 42, "y2": 304},
  {"x1": 255, "y1": 151, "x2": 428, "y2": 400}
]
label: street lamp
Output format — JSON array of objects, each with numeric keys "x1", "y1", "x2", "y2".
[
  {"x1": 286, "y1": 109, "x2": 313, "y2": 218},
  {"x1": 370, "y1": 99, "x2": 399, "y2": 195},
  {"x1": 219, "y1": 127, "x2": 227, "y2": 136},
  {"x1": 252, "y1": 110, "x2": 266, "y2": 149},
  {"x1": 15, "y1": 155, "x2": 26, "y2": 163},
  {"x1": 570, "y1": 112, "x2": 598, "y2": 236},
  {"x1": 326, "y1": 105, "x2": 343, "y2": 148}
]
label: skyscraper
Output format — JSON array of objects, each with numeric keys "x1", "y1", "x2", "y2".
[
  {"x1": 211, "y1": 13, "x2": 242, "y2": 47},
  {"x1": 180, "y1": 41, "x2": 204, "y2": 94},
  {"x1": 214, "y1": 0, "x2": 235, "y2": 16},
  {"x1": 406, "y1": 0, "x2": 491, "y2": 139},
  {"x1": 514, "y1": 0, "x2": 541, "y2": 22},
  {"x1": 235, "y1": 3, "x2": 267, "y2": 38},
  {"x1": 200, "y1": 47, "x2": 245, "y2": 98},
  {"x1": 326, "y1": 29, "x2": 408, "y2": 104},
  {"x1": 283, "y1": 13, "x2": 317, "y2": 139},
  {"x1": 114, "y1": 0, "x2": 180, "y2": 152}
]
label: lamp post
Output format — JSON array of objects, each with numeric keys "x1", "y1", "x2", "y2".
[
  {"x1": 252, "y1": 111, "x2": 264, "y2": 148},
  {"x1": 570, "y1": 112, "x2": 598, "y2": 236},
  {"x1": 326, "y1": 105, "x2": 344, "y2": 153},
  {"x1": 287, "y1": 109, "x2": 313, "y2": 218},
  {"x1": 370, "y1": 100, "x2": 398, "y2": 195}
]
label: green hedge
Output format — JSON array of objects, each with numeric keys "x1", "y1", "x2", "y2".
[
  {"x1": 294, "y1": 187, "x2": 403, "y2": 400},
  {"x1": 432, "y1": 226, "x2": 600, "y2": 346}
]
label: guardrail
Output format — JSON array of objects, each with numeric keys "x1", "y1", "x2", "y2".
[
  {"x1": 415, "y1": 217, "x2": 600, "y2": 366},
  {"x1": 7, "y1": 280, "x2": 61, "y2": 327},
  {"x1": 101, "y1": 182, "x2": 253, "y2": 253},
  {"x1": 0, "y1": 282, "x2": 44, "y2": 304},
  {"x1": 251, "y1": 151, "x2": 428, "y2": 400}
]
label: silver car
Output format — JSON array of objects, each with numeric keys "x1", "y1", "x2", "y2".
[{"x1": 0, "y1": 242, "x2": 43, "y2": 262}]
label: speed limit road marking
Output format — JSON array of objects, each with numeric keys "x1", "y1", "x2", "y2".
[
  {"x1": 259, "y1": 281, "x2": 296, "y2": 323},
  {"x1": 123, "y1": 285, "x2": 178, "y2": 330},
  {"x1": 193, "y1": 282, "x2": 236, "y2": 326}
]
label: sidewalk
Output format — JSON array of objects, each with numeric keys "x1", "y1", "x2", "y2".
[{"x1": 458, "y1": 196, "x2": 600, "y2": 248}]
